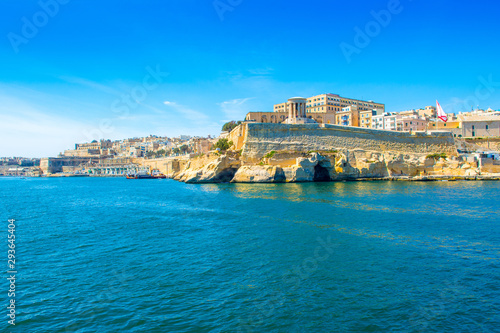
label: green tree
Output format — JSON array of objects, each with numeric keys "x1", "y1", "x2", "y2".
[
  {"x1": 155, "y1": 149, "x2": 166, "y2": 158},
  {"x1": 179, "y1": 144, "x2": 189, "y2": 154},
  {"x1": 222, "y1": 121, "x2": 242, "y2": 132},
  {"x1": 172, "y1": 147, "x2": 180, "y2": 155},
  {"x1": 212, "y1": 138, "x2": 233, "y2": 151}
]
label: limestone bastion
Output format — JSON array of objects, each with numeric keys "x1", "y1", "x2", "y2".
[{"x1": 172, "y1": 123, "x2": 490, "y2": 183}]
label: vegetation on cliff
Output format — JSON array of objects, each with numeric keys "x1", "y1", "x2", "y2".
[
  {"x1": 222, "y1": 121, "x2": 242, "y2": 132},
  {"x1": 212, "y1": 138, "x2": 233, "y2": 151},
  {"x1": 426, "y1": 153, "x2": 447, "y2": 160},
  {"x1": 264, "y1": 150, "x2": 277, "y2": 159}
]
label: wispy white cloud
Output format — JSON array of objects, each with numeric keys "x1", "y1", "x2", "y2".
[
  {"x1": 163, "y1": 100, "x2": 212, "y2": 122},
  {"x1": 58, "y1": 76, "x2": 124, "y2": 97},
  {"x1": 0, "y1": 95, "x2": 93, "y2": 157},
  {"x1": 218, "y1": 97, "x2": 254, "y2": 120},
  {"x1": 161, "y1": 100, "x2": 223, "y2": 135}
]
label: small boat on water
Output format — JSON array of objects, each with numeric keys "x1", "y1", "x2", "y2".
[
  {"x1": 126, "y1": 169, "x2": 167, "y2": 179},
  {"x1": 151, "y1": 169, "x2": 167, "y2": 179}
]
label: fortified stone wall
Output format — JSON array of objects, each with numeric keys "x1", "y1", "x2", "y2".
[
  {"x1": 240, "y1": 123, "x2": 457, "y2": 161},
  {"x1": 40, "y1": 157, "x2": 92, "y2": 174},
  {"x1": 139, "y1": 156, "x2": 190, "y2": 176},
  {"x1": 228, "y1": 124, "x2": 247, "y2": 150}
]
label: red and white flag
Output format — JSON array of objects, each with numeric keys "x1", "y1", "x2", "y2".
[{"x1": 436, "y1": 100, "x2": 448, "y2": 122}]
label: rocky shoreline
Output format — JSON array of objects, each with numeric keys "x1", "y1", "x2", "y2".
[{"x1": 170, "y1": 149, "x2": 499, "y2": 184}]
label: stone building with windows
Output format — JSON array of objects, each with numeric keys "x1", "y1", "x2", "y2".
[
  {"x1": 396, "y1": 116, "x2": 429, "y2": 132},
  {"x1": 372, "y1": 112, "x2": 399, "y2": 130},
  {"x1": 359, "y1": 109, "x2": 383, "y2": 128},
  {"x1": 274, "y1": 93, "x2": 385, "y2": 114},
  {"x1": 245, "y1": 111, "x2": 287, "y2": 124},
  {"x1": 416, "y1": 106, "x2": 437, "y2": 119},
  {"x1": 459, "y1": 113, "x2": 500, "y2": 138},
  {"x1": 63, "y1": 139, "x2": 114, "y2": 157},
  {"x1": 336, "y1": 105, "x2": 360, "y2": 127},
  {"x1": 427, "y1": 110, "x2": 500, "y2": 138},
  {"x1": 243, "y1": 93, "x2": 385, "y2": 126}
]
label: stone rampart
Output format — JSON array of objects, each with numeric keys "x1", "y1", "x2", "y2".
[
  {"x1": 139, "y1": 156, "x2": 190, "y2": 176},
  {"x1": 241, "y1": 123, "x2": 457, "y2": 161}
]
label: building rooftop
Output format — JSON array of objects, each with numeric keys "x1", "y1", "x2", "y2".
[{"x1": 458, "y1": 114, "x2": 500, "y2": 122}]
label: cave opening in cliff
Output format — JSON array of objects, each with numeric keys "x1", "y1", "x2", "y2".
[
  {"x1": 313, "y1": 165, "x2": 331, "y2": 182},
  {"x1": 214, "y1": 168, "x2": 238, "y2": 183}
]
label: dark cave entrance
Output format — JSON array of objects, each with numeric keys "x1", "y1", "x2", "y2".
[
  {"x1": 313, "y1": 165, "x2": 331, "y2": 182},
  {"x1": 214, "y1": 168, "x2": 238, "y2": 183}
]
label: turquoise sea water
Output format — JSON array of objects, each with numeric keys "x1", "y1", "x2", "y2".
[{"x1": 1, "y1": 177, "x2": 499, "y2": 332}]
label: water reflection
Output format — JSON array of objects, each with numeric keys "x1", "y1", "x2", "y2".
[{"x1": 203, "y1": 182, "x2": 499, "y2": 220}]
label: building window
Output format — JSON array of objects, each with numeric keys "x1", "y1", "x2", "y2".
[
  {"x1": 486, "y1": 125, "x2": 489, "y2": 130},
  {"x1": 472, "y1": 125, "x2": 475, "y2": 130},
  {"x1": 472, "y1": 131, "x2": 475, "y2": 137}
]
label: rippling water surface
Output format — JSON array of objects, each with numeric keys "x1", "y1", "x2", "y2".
[{"x1": 1, "y1": 178, "x2": 499, "y2": 332}]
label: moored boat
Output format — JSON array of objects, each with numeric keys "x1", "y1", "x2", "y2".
[
  {"x1": 126, "y1": 169, "x2": 166, "y2": 179},
  {"x1": 151, "y1": 169, "x2": 167, "y2": 179}
]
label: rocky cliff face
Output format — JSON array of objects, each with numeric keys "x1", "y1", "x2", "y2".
[
  {"x1": 170, "y1": 123, "x2": 497, "y2": 183},
  {"x1": 174, "y1": 154, "x2": 240, "y2": 183},
  {"x1": 232, "y1": 165, "x2": 286, "y2": 183},
  {"x1": 172, "y1": 149, "x2": 483, "y2": 183}
]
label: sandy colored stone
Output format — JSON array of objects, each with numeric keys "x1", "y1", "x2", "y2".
[{"x1": 231, "y1": 165, "x2": 285, "y2": 183}]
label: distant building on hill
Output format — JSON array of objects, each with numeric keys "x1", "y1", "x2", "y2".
[{"x1": 63, "y1": 139, "x2": 113, "y2": 157}]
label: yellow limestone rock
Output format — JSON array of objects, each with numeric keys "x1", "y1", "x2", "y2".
[
  {"x1": 231, "y1": 165, "x2": 285, "y2": 183},
  {"x1": 178, "y1": 155, "x2": 240, "y2": 183}
]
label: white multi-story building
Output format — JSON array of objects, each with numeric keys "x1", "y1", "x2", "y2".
[
  {"x1": 373, "y1": 112, "x2": 429, "y2": 132},
  {"x1": 372, "y1": 112, "x2": 399, "y2": 130}
]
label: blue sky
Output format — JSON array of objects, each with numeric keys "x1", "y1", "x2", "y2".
[{"x1": 1, "y1": 0, "x2": 499, "y2": 157}]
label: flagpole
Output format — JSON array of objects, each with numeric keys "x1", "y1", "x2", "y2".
[
  {"x1": 434, "y1": 101, "x2": 438, "y2": 132},
  {"x1": 435, "y1": 107, "x2": 437, "y2": 130}
]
